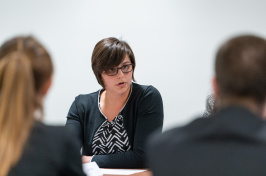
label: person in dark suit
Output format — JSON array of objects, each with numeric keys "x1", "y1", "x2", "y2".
[
  {"x1": 147, "y1": 34, "x2": 266, "y2": 176},
  {"x1": 0, "y1": 36, "x2": 85, "y2": 176}
]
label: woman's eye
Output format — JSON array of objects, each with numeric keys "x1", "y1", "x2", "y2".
[{"x1": 122, "y1": 65, "x2": 129, "y2": 70}]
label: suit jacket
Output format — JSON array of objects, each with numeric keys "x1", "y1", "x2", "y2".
[
  {"x1": 147, "y1": 106, "x2": 266, "y2": 176},
  {"x1": 8, "y1": 121, "x2": 85, "y2": 176}
]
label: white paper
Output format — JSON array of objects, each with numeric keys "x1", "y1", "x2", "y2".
[
  {"x1": 100, "y1": 169, "x2": 147, "y2": 175},
  {"x1": 83, "y1": 162, "x2": 103, "y2": 176}
]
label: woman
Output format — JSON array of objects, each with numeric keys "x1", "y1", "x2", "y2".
[
  {"x1": 66, "y1": 37, "x2": 164, "y2": 168},
  {"x1": 0, "y1": 36, "x2": 85, "y2": 176}
]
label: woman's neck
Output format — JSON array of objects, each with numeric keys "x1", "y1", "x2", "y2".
[
  {"x1": 100, "y1": 86, "x2": 131, "y2": 122},
  {"x1": 101, "y1": 85, "x2": 131, "y2": 107}
]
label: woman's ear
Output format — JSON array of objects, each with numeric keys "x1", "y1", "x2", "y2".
[{"x1": 40, "y1": 77, "x2": 52, "y2": 96}]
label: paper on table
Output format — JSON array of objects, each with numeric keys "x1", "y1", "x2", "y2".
[
  {"x1": 83, "y1": 162, "x2": 103, "y2": 176},
  {"x1": 100, "y1": 169, "x2": 147, "y2": 175}
]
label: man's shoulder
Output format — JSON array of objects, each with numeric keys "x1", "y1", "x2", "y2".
[{"x1": 149, "y1": 117, "x2": 210, "y2": 148}]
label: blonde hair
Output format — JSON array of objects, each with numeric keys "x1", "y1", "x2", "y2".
[{"x1": 0, "y1": 36, "x2": 53, "y2": 175}]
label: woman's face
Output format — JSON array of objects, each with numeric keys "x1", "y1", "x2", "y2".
[{"x1": 101, "y1": 55, "x2": 133, "y2": 96}]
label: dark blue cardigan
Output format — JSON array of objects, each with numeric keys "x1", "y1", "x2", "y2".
[{"x1": 66, "y1": 82, "x2": 164, "y2": 168}]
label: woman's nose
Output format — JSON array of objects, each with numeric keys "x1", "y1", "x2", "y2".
[{"x1": 116, "y1": 68, "x2": 124, "y2": 77}]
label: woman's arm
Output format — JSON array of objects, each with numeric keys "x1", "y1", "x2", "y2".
[
  {"x1": 91, "y1": 86, "x2": 164, "y2": 168},
  {"x1": 82, "y1": 155, "x2": 93, "y2": 163}
]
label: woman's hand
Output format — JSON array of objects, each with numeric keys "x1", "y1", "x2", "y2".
[{"x1": 82, "y1": 155, "x2": 93, "y2": 163}]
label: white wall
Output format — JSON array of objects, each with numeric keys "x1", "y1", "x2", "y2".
[{"x1": 1, "y1": 0, "x2": 266, "y2": 130}]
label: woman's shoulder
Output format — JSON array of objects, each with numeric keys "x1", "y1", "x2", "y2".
[
  {"x1": 16, "y1": 121, "x2": 82, "y2": 174},
  {"x1": 32, "y1": 121, "x2": 79, "y2": 149},
  {"x1": 32, "y1": 121, "x2": 70, "y2": 139},
  {"x1": 132, "y1": 82, "x2": 161, "y2": 96},
  {"x1": 73, "y1": 90, "x2": 100, "y2": 104}
]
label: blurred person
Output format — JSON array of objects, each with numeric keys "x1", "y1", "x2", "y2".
[
  {"x1": 147, "y1": 34, "x2": 266, "y2": 176},
  {"x1": 66, "y1": 37, "x2": 164, "y2": 168},
  {"x1": 202, "y1": 93, "x2": 216, "y2": 117},
  {"x1": 0, "y1": 36, "x2": 85, "y2": 176}
]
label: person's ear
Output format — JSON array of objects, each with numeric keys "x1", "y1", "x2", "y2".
[
  {"x1": 212, "y1": 77, "x2": 218, "y2": 98},
  {"x1": 40, "y1": 77, "x2": 52, "y2": 96},
  {"x1": 261, "y1": 100, "x2": 266, "y2": 120}
]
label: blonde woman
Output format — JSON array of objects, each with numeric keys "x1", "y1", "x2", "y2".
[{"x1": 0, "y1": 36, "x2": 85, "y2": 176}]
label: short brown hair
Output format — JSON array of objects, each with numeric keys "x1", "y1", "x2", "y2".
[
  {"x1": 91, "y1": 37, "x2": 136, "y2": 88},
  {"x1": 215, "y1": 35, "x2": 266, "y2": 103}
]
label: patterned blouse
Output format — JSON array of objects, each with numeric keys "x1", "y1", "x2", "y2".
[{"x1": 92, "y1": 88, "x2": 132, "y2": 155}]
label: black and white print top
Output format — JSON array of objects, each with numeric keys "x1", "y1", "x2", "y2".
[
  {"x1": 66, "y1": 82, "x2": 164, "y2": 168},
  {"x1": 92, "y1": 88, "x2": 132, "y2": 155}
]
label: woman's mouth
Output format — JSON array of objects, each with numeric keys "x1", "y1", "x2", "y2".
[{"x1": 117, "y1": 82, "x2": 125, "y2": 86}]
